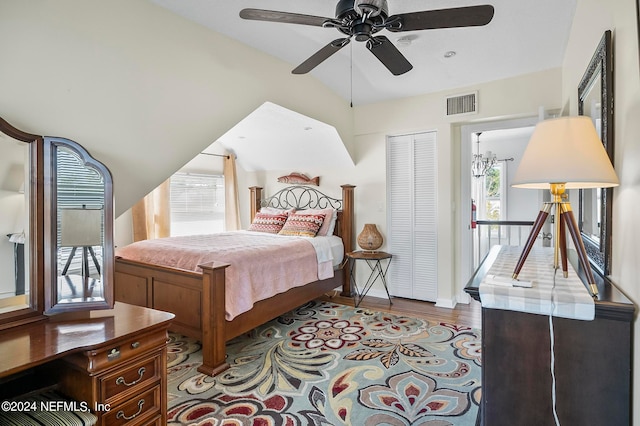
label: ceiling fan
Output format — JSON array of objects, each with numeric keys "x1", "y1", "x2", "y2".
[{"x1": 240, "y1": 0, "x2": 495, "y2": 76}]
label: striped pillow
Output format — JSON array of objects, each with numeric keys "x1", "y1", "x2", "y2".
[
  {"x1": 278, "y1": 213, "x2": 325, "y2": 237},
  {"x1": 248, "y1": 212, "x2": 288, "y2": 234}
]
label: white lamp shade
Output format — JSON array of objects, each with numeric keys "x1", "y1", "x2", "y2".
[
  {"x1": 60, "y1": 208, "x2": 102, "y2": 247},
  {"x1": 512, "y1": 116, "x2": 619, "y2": 189}
]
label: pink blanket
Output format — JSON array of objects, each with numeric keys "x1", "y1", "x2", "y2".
[{"x1": 115, "y1": 232, "x2": 323, "y2": 320}]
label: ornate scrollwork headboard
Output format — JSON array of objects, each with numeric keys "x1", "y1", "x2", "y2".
[
  {"x1": 261, "y1": 185, "x2": 342, "y2": 211},
  {"x1": 248, "y1": 184, "x2": 355, "y2": 252}
]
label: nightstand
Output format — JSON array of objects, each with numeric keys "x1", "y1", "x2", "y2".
[{"x1": 346, "y1": 251, "x2": 392, "y2": 307}]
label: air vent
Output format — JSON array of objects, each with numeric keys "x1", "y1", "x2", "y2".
[{"x1": 445, "y1": 91, "x2": 478, "y2": 116}]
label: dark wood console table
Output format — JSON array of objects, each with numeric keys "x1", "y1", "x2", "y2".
[
  {"x1": 0, "y1": 302, "x2": 174, "y2": 425},
  {"x1": 465, "y1": 245, "x2": 635, "y2": 426}
]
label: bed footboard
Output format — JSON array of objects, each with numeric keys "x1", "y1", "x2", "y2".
[{"x1": 114, "y1": 257, "x2": 230, "y2": 375}]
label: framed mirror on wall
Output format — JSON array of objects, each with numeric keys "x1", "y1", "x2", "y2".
[
  {"x1": 44, "y1": 137, "x2": 114, "y2": 314},
  {"x1": 578, "y1": 30, "x2": 613, "y2": 276}
]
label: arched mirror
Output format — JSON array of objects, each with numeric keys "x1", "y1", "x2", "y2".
[
  {"x1": 44, "y1": 138, "x2": 114, "y2": 314},
  {"x1": 0, "y1": 118, "x2": 45, "y2": 330},
  {"x1": 578, "y1": 30, "x2": 613, "y2": 276}
]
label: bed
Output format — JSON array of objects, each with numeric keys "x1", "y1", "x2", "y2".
[{"x1": 114, "y1": 184, "x2": 355, "y2": 376}]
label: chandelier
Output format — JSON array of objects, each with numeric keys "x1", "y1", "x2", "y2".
[{"x1": 471, "y1": 132, "x2": 497, "y2": 178}]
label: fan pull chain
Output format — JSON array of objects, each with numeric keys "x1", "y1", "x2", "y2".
[{"x1": 350, "y1": 41, "x2": 353, "y2": 108}]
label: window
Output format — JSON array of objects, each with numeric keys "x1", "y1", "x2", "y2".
[
  {"x1": 56, "y1": 147, "x2": 105, "y2": 277},
  {"x1": 169, "y1": 172, "x2": 225, "y2": 236},
  {"x1": 484, "y1": 163, "x2": 503, "y2": 221}
]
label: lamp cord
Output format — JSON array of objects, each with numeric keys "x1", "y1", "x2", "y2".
[{"x1": 549, "y1": 267, "x2": 561, "y2": 426}]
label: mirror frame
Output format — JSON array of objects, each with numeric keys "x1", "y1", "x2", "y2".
[
  {"x1": 0, "y1": 118, "x2": 46, "y2": 330},
  {"x1": 578, "y1": 30, "x2": 614, "y2": 276},
  {"x1": 43, "y1": 137, "x2": 114, "y2": 314}
]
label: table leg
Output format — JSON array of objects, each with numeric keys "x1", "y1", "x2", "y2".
[
  {"x1": 377, "y1": 259, "x2": 393, "y2": 305},
  {"x1": 352, "y1": 258, "x2": 393, "y2": 307}
]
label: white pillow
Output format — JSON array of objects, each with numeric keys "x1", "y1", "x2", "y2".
[{"x1": 260, "y1": 206, "x2": 295, "y2": 215}]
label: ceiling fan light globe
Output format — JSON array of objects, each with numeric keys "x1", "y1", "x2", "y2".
[{"x1": 354, "y1": 0, "x2": 389, "y2": 18}]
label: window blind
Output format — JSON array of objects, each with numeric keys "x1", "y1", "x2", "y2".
[
  {"x1": 56, "y1": 147, "x2": 105, "y2": 277},
  {"x1": 170, "y1": 172, "x2": 225, "y2": 236}
]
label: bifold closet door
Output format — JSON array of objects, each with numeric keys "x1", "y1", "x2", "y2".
[{"x1": 386, "y1": 131, "x2": 438, "y2": 302}]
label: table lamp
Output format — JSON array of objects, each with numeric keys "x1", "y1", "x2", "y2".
[{"x1": 511, "y1": 116, "x2": 619, "y2": 297}]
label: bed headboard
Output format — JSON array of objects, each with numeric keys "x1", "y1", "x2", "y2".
[{"x1": 249, "y1": 185, "x2": 355, "y2": 254}]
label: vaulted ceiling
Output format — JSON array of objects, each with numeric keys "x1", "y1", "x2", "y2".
[
  {"x1": 149, "y1": 0, "x2": 575, "y2": 172},
  {"x1": 150, "y1": 0, "x2": 576, "y2": 106},
  {"x1": 217, "y1": 102, "x2": 355, "y2": 172}
]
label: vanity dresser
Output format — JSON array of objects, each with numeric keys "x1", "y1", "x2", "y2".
[
  {"x1": 0, "y1": 117, "x2": 173, "y2": 425},
  {"x1": 0, "y1": 303, "x2": 174, "y2": 425}
]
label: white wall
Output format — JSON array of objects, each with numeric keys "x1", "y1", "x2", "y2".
[
  {"x1": 0, "y1": 0, "x2": 353, "y2": 218},
  {"x1": 350, "y1": 69, "x2": 562, "y2": 305},
  {"x1": 562, "y1": 0, "x2": 640, "y2": 423}
]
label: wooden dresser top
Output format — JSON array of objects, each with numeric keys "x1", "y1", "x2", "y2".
[{"x1": 0, "y1": 302, "x2": 174, "y2": 378}]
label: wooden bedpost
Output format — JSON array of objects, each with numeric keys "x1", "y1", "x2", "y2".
[
  {"x1": 198, "y1": 261, "x2": 231, "y2": 376},
  {"x1": 249, "y1": 186, "x2": 263, "y2": 224},
  {"x1": 340, "y1": 184, "x2": 355, "y2": 297}
]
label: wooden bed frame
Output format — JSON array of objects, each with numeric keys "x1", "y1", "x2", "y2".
[{"x1": 114, "y1": 184, "x2": 355, "y2": 376}]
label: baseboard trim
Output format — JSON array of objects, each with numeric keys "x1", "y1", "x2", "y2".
[
  {"x1": 435, "y1": 297, "x2": 457, "y2": 309},
  {"x1": 360, "y1": 287, "x2": 391, "y2": 300}
]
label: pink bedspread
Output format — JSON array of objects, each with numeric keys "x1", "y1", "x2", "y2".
[{"x1": 115, "y1": 232, "x2": 324, "y2": 320}]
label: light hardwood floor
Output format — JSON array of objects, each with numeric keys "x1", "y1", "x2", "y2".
[{"x1": 318, "y1": 292, "x2": 482, "y2": 329}]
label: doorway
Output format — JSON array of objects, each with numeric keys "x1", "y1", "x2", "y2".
[{"x1": 458, "y1": 116, "x2": 542, "y2": 303}]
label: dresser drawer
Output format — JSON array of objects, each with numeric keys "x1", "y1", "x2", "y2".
[
  {"x1": 103, "y1": 384, "x2": 160, "y2": 426},
  {"x1": 139, "y1": 415, "x2": 163, "y2": 426},
  {"x1": 100, "y1": 354, "x2": 161, "y2": 404},
  {"x1": 65, "y1": 329, "x2": 169, "y2": 373}
]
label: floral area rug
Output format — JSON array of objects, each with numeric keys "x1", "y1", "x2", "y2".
[{"x1": 167, "y1": 300, "x2": 482, "y2": 426}]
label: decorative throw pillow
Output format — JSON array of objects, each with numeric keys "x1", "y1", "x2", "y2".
[
  {"x1": 278, "y1": 213, "x2": 326, "y2": 237},
  {"x1": 248, "y1": 212, "x2": 289, "y2": 234},
  {"x1": 301, "y1": 208, "x2": 337, "y2": 236}
]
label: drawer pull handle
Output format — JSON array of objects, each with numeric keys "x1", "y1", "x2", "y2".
[
  {"x1": 131, "y1": 341, "x2": 140, "y2": 349},
  {"x1": 115, "y1": 367, "x2": 146, "y2": 387},
  {"x1": 116, "y1": 399, "x2": 144, "y2": 421}
]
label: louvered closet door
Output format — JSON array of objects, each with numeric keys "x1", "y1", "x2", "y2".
[{"x1": 386, "y1": 132, "x2": 438, "y2": 302}]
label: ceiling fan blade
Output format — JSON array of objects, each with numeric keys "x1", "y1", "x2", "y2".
[
  {"x1": 292, "y1": 38, "x2": 350, "y2": 74},
  {"x1": 366, "y1": 36, "x2": 413, "y2": 76},
  {"x1": 387, "y1": 5, "x2": 495, "y2": 32},
  {"x1": 239, "y1": 8, "x2": 330, "y2": 27}
]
